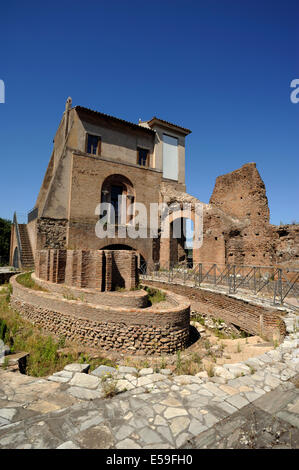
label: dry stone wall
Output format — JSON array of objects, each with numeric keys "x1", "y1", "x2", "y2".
[{"x1": 10, "y1": 275, "x2": 190, "y2": 354}]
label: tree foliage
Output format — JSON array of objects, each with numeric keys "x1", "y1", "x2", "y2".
[{"x1": 0, "y1": 218, "x2": 11, "y2": 265}]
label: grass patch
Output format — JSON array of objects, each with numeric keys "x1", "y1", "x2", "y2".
[
  {"x1": 145, "y1": 286, "x2": 166, "y2": 305},
  {"x1": 16, "y1": 272, "x2": 47, "y2": 292},
  {"x1": 0, "y1": 287, "x2": 115, "y2": 377},
  {"x1": 192, "y1": 314, "x2": 205, "y2": 325}
]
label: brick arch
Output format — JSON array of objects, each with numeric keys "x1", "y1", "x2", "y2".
[
  {"x1": 160, "y1": 203, "x2": 201, "y2": 269},
  {"x1": 100, "y1": 243, "x2": 147, "y2": 270}
]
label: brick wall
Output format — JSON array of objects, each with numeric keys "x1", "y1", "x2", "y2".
[
  {"x1": 144, "y1": 281, "x2": 286, "y2": 342},
  {"x1": 10, "y1": 275, "x2": 190, "y2": 354},
  {"x1": 35, "y1": 249, "x2": 138, "y2": 291}
]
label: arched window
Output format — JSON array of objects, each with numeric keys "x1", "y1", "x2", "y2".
[{"x1": 101, "y1": 174, "x2": 135, "y2": 225}]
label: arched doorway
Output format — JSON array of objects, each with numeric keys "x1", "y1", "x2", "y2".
[
  {"x1": 101, "y1": 243, "x2": 146, "y2": 273},
  {"x1": 169, "y1": 217, "x2": 194, "y2": 268},
  {"x1": 13, "y1": 247, "x2": 19, "y2": 269}
]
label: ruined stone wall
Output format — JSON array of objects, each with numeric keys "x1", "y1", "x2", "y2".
[
  {"x1": 271, "y1": 224, "x2": 299, "y2": 267},
  {"x1": 10, "y1": 275, "x2": 190, "y2": 354},
  {"x1": 32, "y1": 273, "x2": 149, "y2": 308},
  {"x1": 197, "y1": 163, "x2": 299, "y2": 267},
  {"x1": 210, "y1": 163, "x2": 270, "y2": 224},
  {"x1": 36, "y1": 218, "x2": 68, "y2": 250},
  {"x1": 35, "y1": 249, "x2": 138, "y2": 291},
  {"x1": 144, "y1": 281, "x2": 286, "y2": 342}
]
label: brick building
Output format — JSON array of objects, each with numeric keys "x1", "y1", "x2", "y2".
[
  {"x1": 10, "y1": 98, "x2": 192, "y2": 270},
  {"x1": 10, "y1": 99, "x2": 299, "y2": 271}
]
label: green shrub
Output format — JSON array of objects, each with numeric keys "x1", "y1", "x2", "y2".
[
  {"x1": 16, "y1": 272, "x2": 47, "y2": 291},
  {"x1": 145, "y1": 287, "x2": 166, "y2": 304}
]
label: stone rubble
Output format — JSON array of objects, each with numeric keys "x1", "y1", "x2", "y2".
[{"x1": 0, "y1": 307, "x2": 298, "y2": 449}]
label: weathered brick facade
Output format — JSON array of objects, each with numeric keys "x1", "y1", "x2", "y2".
[{"x1": 35, "y1": 249, "x2": 138, "y2": 291}]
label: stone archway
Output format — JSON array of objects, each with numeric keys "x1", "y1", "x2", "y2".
[
  {"x1": 13, "y1": 247, "x2": 19, "y2": 269},
  {"x1": 159, "y1": 203, "x2": 202, "y2": 269}
]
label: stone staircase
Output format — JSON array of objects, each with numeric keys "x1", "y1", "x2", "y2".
[{"x1": 18, "y1": 224, "x2": 34, "y2": 269}]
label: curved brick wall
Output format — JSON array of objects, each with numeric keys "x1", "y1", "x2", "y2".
[
  {"x1": 10, "y1": 275, "x2": 190, "y2": 354},
  {"x1": 144, "y1": 280, "x2": 287, "y2": 342},
  {"x1": 32, "y1": 273, "x2": 149, "y2": 309}
]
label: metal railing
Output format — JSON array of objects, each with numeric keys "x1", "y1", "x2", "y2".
[{"x1": 140, "y1": 262, "x2": 299, "y2": 311}]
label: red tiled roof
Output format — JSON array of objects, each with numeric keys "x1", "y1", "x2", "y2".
[{"x1": 75, "y1": 106, "x2": 155, "y2": 135}]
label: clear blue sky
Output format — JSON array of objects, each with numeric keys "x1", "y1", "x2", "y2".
[{"x1": 0, "y1": 0, "x2": 298, "y2": 225}]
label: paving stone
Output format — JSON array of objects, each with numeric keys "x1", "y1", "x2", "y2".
[
  {"x1": 115, "y1": 424, "x2": 134, "y2": 440},
  {"x1": 214, "y1": 366, "x2": 234, "y2": 380},
  {"x1": 129, "y1": 416, "x2": 149, "y2": 429},
  {"x1": 188, "y1": 418, "x2": 207, "y2": 436},
  {"x1": 27, "y1": 400, "x2": 62, "y2": 414},
  {"x1": 0, "y1": 417, "x2": 10, "y2": 427},
  {"x1": 160, "y1": 369, "x2": 172, "y2": 376},
  {"x1": 116, "y1": 380, "x2": 135, "y2": 392},
  {"x1": 264, "y1": 374, "x2": 281, "y2": 389},
  {"x1": 73, "y1": 424, "x2": 114, "y2": 449},
  {"x1": 217, "y1": 415, "x2": 247, "y2": 437},
  {"x1": 0, "y1": 408, "x2": 16, "y2": 421},
  {"x1": 139, "y1": 427, "x2": 162, "y2": 444},
  {"x1": 186, "y1": 384, "x2": 202, "y2": 392},
  {"x1": 48, "y1": 375, "x2": 70, "y2": 384},
  {"x1": 196, "y1": 371, "x2": 208, "y2": 379},
  {"x1": 173, "y1": 375, "x2": 194, "y2": 385},
  {"x1": 164, "y1": 407, "x2": 188, "y2": 419},
  {"x1": 136, "y1": 376, "x2": 155, "y2": 388},
  {"x1": 153, "y1": 404, "x2": 166, "y2": 414},
  {"x1": 153, "y1": 415, "x2": 167, "y2": 426},
  {"x1": 176, "y1": 432, "x2": 192, "y2": 448},
  {"x1": 214, "y1": 401, "x2": 238, "y2": 415},
  {"x1": 67, "y1": 387, "x2": 103, "y2": 400},
  {"x1": 161, "y1": 396, "x2": 182, "y2": 407},
  {"x1": 79, "y1": 413, "x2": 104, "y2": 431},
  {"x1": 56, "y1": 441, "x2": 80, "y2": 449},
  {"x1": 170, "y1": 416, "x2": 190, "y2": 437},
  {"x1": 115, "y1": 438, "x2": 141, "y2": 449},
  {"x1": 276, "y1": 411, "x2": 299, "y2": 428},
  {"x1": 156, "y1": 425, "x2": 174, "y2": 444},
  {"x1": 225, "y1": 394, "x2": 249, "y2": 409},
  {"x1": 144, "y1": 443, "x2": 172, "y2": 449},
  {"x1": 203, "y1": 413, "x2": 220, "y2": 427},
  {"x1": 64, "y1": 363, "x2": 90, "y2": 373},
  {"x1": 117, "y1": 366, "x2": 137, "y2": 375},
  {"x1": 288, "y1": 399, "x2": 299, "y2": 413},
  {"x1": 244, "y1": 391, "x2": 265, "y2": 402},
  {"x1": 69, "y1": 373, "x2": 100, "y2": 389},
  {"x1": 91, "y1": 366, "x2": 116, "y2": 378},
  {"x1": 52, "y1": 371, "x2": 73, "y2": 379},
  {"x1": 219, "y1": 385, "x2": 239, "y2": 396},
  {"x1": 254, "y1": 387, "x2": 299, "y2": 414},
  {"x1": 139, "y1": 368, "x2": 154, "y2": 376},
  {"x1": 201, "y1": 383, "x2": 227, "y2": 397},
  {"x1": 281, "y1": 369, "x2": 297, "y2": 381}
]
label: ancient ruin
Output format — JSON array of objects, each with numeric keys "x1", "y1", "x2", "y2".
[{"x1": 9, "y1": 99, "x2": 299, "y2": 272}]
